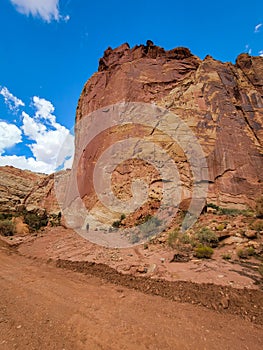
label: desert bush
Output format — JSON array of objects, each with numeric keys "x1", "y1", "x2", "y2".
[
  {"x1": 23, "y1": 210, "x2": 48, "y2": 231},
  {"x1": 0, "y1": 212, "x2": 13, "y2": 220},
  {"x1": 207, "y1": 203, "x2": 219, "y2": 210},
  {"x1": 49, "y1": 212, "x2": 61, "y2": 227},
  {"x1": 255, "y1": 197, "x2": 263, "y2": 218},
  {"x1": 222, "y1": 253, "x2": 231, "y2": 260},
  {"x1": 218, "y1": 208, "x2": 242, "y2": 216},
  {"x1": 179, "y1": 233, "x2": 193, "y2": 245},
  {"x1": 216, "y1": 223, "x2": 226, "y2": 231},
  {"x1": 207, "y1": 204, "x2": 252, "y2": 217},
  {"x1": 167, "y1": 229, "x2": 179, "y2": 248},
  {"x1": 120, "y1": 213, "x2": 126, "y2": 221},
  {"x1": 130, "y1": 233, "x2": 140, "y2": 244},
  {"x1": 194, "y1": 245, "x2": 214, "y2": 259},
  {"x1": 250, "y1": 219, "x2": 263, "y2": 232},
  {"x1": 140, "y1": 217, "x2": 162, "y2": 238},
  {"x1": 112, "y1": 213, "x2": 126, "y2": 229},
  {"x1": 237, "y1": 247, "x2": 255, "y2": 259},
  {"x1": 0, "y1": 219, "x2": 15, "y2": 236},
  {"x1": 196, "y1": 227, "x2": 219, "y2": 247},
  {"x1": 112, "y1": 220, "x2": 121, "y2": 228}
]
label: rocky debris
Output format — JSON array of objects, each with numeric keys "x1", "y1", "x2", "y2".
[
  {"x1": 170, "y1": 253, "x2": 190, "y2": 263},
  {"x1": 74, "y1": 42, "x2": 263, "y2": 224},
  {"x1": 244, "y1": 230, "x2": 257, "y2": 239},
  {"x1": 12, "y1": 217, "x2": 29, "y2": 236},
  {"x1": 54, "y1": 258, "x2": 263, "y2": 324},
  {"x1": 136, "y1": 265, "x2": 148, "y2": 273},
  {"x1": 220, "y1": 295, "x2": 230, "y2": 309}
]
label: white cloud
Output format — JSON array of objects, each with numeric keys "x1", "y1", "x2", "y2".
[
  {"x1": 21, "y1": 96, "x2": 74, "y2": 173},
  {"x1": 0, "y1": 91, "x2": 74, "y2": 174},
  {"x1": 63, "y1": 155, "x2": 73, "y2": 170},
  {"x1": 64, "y1": 15, "x2": 70, "y2": 22},
  {"x1": 259, "y1": 50, "x2": 263, "y2": 57},
  {"x1": 10, "y1": 0, "x2": 70, "y2": 23},
  {"x1": 0, "y1": 155, "x2": 55, "y2": 174},
  {"x1": 0, "y1": 86, "x2": 25, "y2": 112},
  {"x1": 254, "y1": 23, "x2": 263, "y2": 33},
  {"x1": 28, "y1": 124, "x2": 74, "y2": 167},
  {"x1": 32, "y1": 96, "x2": 56, "y2": 124},
  {"x1": 245, "y1": 44, "x2": 252, "y2": 55},
  {"x1": 0, "y1": 121, "x2": 22, "y2": 154},
  {"x1": 22, "y1": 111, "x2": 47, "y2": 140}
]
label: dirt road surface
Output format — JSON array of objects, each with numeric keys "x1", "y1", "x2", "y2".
[{"x1": 0, "y1": 245, "x2": 263, "y2": 350}]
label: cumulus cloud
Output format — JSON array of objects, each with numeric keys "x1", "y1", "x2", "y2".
[
  {"x1": 0, "y1": 121, "x2": 22, "y2": 154},
  {"x1": 0, "y1": 155, "x2": 55, "y2": 174},
  {"x1": 0, "y1": 86, "x2": 25, "y2": 112},
  {"x1": 21, "y1": 96, "x2": 74, "y2": 173},
  {"x1": 0, "y1": 88, "x2": 74, "y2": 174},
  {"x1": 259, "y1": 50, "x2": 263, "y2": 57},
  {"x1": 32, "y1": 96, "x2": 56, "y2": 123},
  {"x1": 22, "y1": 111, "x2": 47, "y2": 140},
  {"x1": 10, "y1": 0, "x2": 69, "y2": 23},
  {"x1": 254, "y1": 23, "x2": 263, "y2": 33}
]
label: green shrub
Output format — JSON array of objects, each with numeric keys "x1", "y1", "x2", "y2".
[
  {"x1": 222, "y1": 253, "x2": 231, "y2": 260},
  {"x1": 207, "y1": 204, "x2": 253, "y2": 217},
  {"x1": 216, "y1": 223, "x2": 226, "y2": 231},
  {"x1": 194, "y1": 245, "x2": 214, "y2": 259},
  {"x1": 0, "y1": 219, "x2": 15, "y2": 236},
  {"x1": 179, "y1": 233, "x2": 192, "y2": 245},
  {"x1": 139, "y1": 216, "x2": 162, "y2": 238},
  {"x1": 216, "y1": 207, "x2": 252, "y2": 217},
  {"x1": 196, "y1": 227, "x2": 219, "y2": 247},
  {"x1": 237, "y1": 249, "x2": 246, "y2": 259},
  {"x1": 130, "y1": 233, "x2": 140, "y2": 244},
  {"x1": 167, "y1": 230, "x2": 179, "y2": 248},
  {"x1": 256, "y1": 197, "x2": 263, "y2": 218},
  {"x1": 49, "y1": 212, "x2": 61, "y2": 227},
  {"x1": 246, "y1": 247, "x2": 255, "y2": 256},
  {"x1": 112, "y1": 214, "x2": 126, "y2": 229},
  {"x1": 250, "y1": 219, "x2": 263, "y2": 232},
  {"x1": 120, "y1": 213, "x2": 126, "y2": 221},
  {"x1": 112, "y1": 220, "x2": 121, "y2": 228},
  {"x1": 0, "y1": 212, "x2": 13, "y2": 220},
  {"x1": 218, "y1": 208, "x2": 241, "y2": 216},
  {"x1": 23, "y1": 210, "x2": 48, "y2": 231},
  {"x1": 207, "y1": 203, "x2": 219, "y2": 210},
  {"x1": 237, "y1": 247, "x2": 254, "y2": 259}
]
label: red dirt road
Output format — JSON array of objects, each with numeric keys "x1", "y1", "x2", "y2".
[{"x1": 0, "y1": 246, "x2": 263, "y2": 350}]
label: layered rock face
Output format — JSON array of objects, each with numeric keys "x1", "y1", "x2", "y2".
[
  {"x1": 74, "y1": 42, "x2": 263, "y2": 217},
  {"x1": 0, "y1": 166, "x2": 66, "y2": 214}
]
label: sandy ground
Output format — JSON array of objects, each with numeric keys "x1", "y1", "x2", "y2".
[
  {"x1": 0, "y1": 241, "x2": 263, "y2": 350},
  {"x1": 17, "y1": 227, "x2": 263, "y2": 290}
]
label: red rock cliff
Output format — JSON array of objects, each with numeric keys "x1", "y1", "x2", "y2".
[{"x1": 74, "y1": 42, "x2": 263, "y2": 213}]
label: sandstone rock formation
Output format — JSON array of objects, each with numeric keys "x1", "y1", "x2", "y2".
[
  {"x1": 1, "y1": 43, "x2": 262, "y2": 234},
  {"x1": 0, "y1": 166, "x2": 67, "y2": 214},
  {"x1": 74, "y1": 42, "x2": 262, "y2": 222}
]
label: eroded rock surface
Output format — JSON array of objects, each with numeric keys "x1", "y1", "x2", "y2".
[
  {"x1": 0, "y1": 166, "x2": 68, "y2": 214},
  {"x1": 75, "y1": 43, "x2": 263, "y2": 215}
]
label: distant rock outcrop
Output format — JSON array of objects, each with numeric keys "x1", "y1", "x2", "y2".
[{"x1": 0, "y1": 166, "x2": 68, "y2": 214}]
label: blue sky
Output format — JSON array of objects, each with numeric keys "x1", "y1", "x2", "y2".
[{"x1": 0, "y1": 0, "x2": 262, "y2": 173}]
